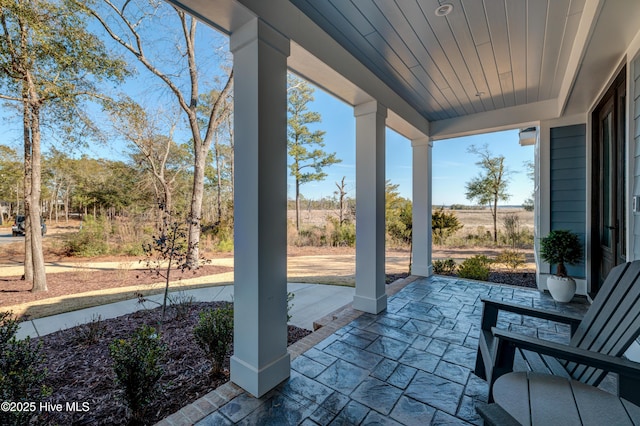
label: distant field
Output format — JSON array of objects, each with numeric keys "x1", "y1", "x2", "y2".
[
  {"x1": 288, "y1": 209, "x2": 342, "y2": 227},
  {"x1": 289, "y1": 207, "x2": 534, "y2": 233},
  {"x1": 446, "y1": 208, "x2": 533, "y2": 234}
]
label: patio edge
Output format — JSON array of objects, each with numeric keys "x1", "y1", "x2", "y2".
[{"x1": 155, "y1": 275, "x2": 421, "y2": 426}]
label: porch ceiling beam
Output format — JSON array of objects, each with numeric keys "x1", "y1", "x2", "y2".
[
  {"x1": 429, "y1": 99, "x2": 557, "y2": 141},
  {"x1": 556, "y1": 0, "x2": 606, "y2": 116}
]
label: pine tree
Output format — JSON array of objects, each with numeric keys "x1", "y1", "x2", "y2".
[{"x1": 287, "y1": 75, "x2": 341, "y2": 231}]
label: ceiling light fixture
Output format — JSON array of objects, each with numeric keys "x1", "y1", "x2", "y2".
[{"x1": 435, "y1": 4, "x2": 453, "y2": 17}]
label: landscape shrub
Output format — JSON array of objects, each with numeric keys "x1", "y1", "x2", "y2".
[
  {"x1": 0, "y1": 311, "x2": 50, "y2": 426},
  {"x1": 496, "y1": 249, "x2": 526, "y2": 271},
  {"x1": 457, "y1": 255, "x2": 492, "y2": 281},
  {"x1": 193, "y1": 303, "x2": 234, "y2": 376},
  {"x1": 64, "y1": 216, "x2": 110, "y2": 257},
  {"x1": 432, "y1": 258, "x2": 457, "y2": 275},
  {"x1": 387, "y1": 202, "x2": 412, "y2": 246},
  {"x1": 294, "y1": 225, "x2": 327, "y2": 247},
  {"x1": 432, "y1": 207, "x2": 463, "y2": 245},
  {"x1": 109, "y1": 325, "x2": 166, "y2": 423},
  {"x1": 327, "y1": 217, "x2": 355, "y2": 247}
]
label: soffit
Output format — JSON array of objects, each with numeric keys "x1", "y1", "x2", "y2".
[
  {"x1": 289, "y1": 0, "x2": 587, "y2": 123},
  {"x1": 167, "y1": 0, "x2": 640, "y2": 139}
]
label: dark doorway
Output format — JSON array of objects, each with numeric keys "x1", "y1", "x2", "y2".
[{"x1": 591, "y1": 66, "x2": 626, "y2": 297}]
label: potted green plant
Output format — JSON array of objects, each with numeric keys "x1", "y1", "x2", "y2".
[{"x1": 539, "y1": 229, "x2": 583, "y2": 302}]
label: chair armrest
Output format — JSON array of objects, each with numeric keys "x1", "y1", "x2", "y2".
[
  {"x1": 475, "y1": 402, "x2": 522, "y2": 426},
  {"x1": 491, "y1": 327, "x2": 640, "y2": 380}
]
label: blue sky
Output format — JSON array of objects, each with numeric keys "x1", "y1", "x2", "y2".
[
  {"x1": 301, "y1": 87, "x2": 534, "y2": 205},
  {"x1": 0, "y1": 9, "x2": 533, "y2": 207}
]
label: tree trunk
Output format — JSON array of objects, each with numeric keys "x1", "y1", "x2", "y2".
[
  {"x1": 295, "y1": 178, "x2": 301, "y2": 231},
  {"x1": 214, "y1": 132, "x2": 222, "y2": 223},
  {"x1": 23, "y1": 100, "x2": 34, "y2": 283},
  {"x1": 227, "y1": 109, "x2": 234, "y2": 205},
  {"x1": 492, "y1": 195, "x2": 498, "y2": 243},
  {"x1": 28, "y1": 102, "x2": 47, "y2": 292},
  {"x1": 187, "y1": 146, "x2": 206, "y2": 268},
  {"x1": 64, "y1": 187, "x2": 69, "y2": 223}
]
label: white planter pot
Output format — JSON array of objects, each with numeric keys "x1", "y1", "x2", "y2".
[{"x1": 546, "y1": 275, "x2": 576, "y2": 303}]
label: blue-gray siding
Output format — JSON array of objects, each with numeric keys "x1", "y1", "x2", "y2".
[
  {"x1": 633, "y1": 56, "x2": 640, "y2": 363},
  {"x1": 550, "y1": 124, "x2": 586, "y2": 278},
  {"x1": 633, "y1": 56, "x2": 640, "y2": 260}
]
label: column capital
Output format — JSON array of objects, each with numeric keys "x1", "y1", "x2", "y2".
[
  {"x1": 411, "y1": 137, "x2": 432, "y2": 148},
  {"x1": 354, "y1": 100, "x2": 387, "y2": 118},
  {"x1": 230, "y1": 18, "x2": 290, "y2": 57}
]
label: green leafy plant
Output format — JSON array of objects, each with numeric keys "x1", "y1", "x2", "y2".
[
  {"x1": 431, "y1": 207, "x2": 463, "y2": 245},
  {"x1": 193, "y1": 304, "x2": 234, "y2": 376},
  {"x1": 495, "y1": 249, "x2": 526, "y2": 271},
  {"x1": 387, "y1": 202, "x2": 413, "y2": 245},
  {"x1": 540, "y1": 229, "x2": 583, "y2": 277},
  {"x1": 109, "y1": 325, "x2": 166, "y2": 424},
  {"x1": 64, "y1": 215, "x2": 110, "y2": 257},
  {"x1": 432, "y1": 259, "x2": 457, "y2": 275},
  {"x1": 457, "y1": 255, "x2": 492, "y2": 281},
  {"x1": 328, "y1": 217, "x2": 356, "y2": 247},
  {"x1": 0, "y1": 311, "x2": 50, "y2": 426}
]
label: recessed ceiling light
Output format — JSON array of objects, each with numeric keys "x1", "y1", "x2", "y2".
[
  {"x1": 475, "y1": 91, "x2": 485, "y2": 97},
  {"x1": 435, "y1": 4, "x2": 453, "y2": 17}
]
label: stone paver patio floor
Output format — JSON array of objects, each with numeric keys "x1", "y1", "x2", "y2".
[{"x1": 160, "y1": 276, "x2": 591, "y2": 425}]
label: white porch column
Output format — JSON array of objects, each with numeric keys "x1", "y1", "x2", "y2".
[
  {"x1": 411, "y1": 138, "x2": 433, "y2": 276},
  {"x1": 229, "y1": 18, "x2": 290, "y2": 398},
  {"x1": 354, "y1": 100, "x2": 387, "y2": 314}
]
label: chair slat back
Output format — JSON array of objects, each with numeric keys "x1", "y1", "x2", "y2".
[{"x1": 565, "y1": 261, "x2": 640, "y2": 385}]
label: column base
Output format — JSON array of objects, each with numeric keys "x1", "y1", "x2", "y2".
[
  {"x1": 230, "y1": 352, "x2": 291, "y2": 398},
  {"x1": 411, "y1": 264, "x2": 433, "y2": 277},
  {"x1": 353, "y1": 294, "x2": 387, "y2": 314}
]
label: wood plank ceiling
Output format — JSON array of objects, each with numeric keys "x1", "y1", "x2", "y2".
[{"x1": 290, "y1": 0, "x2": 586, "y2": 122}]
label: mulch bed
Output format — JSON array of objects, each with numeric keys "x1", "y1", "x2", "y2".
[
  {"x1": 488, "y1": 270, "x2": 537, "y2": 288},
  {"x1": 30, "y1": 301, "x2": 310, "y2": 425},
  {"x1": 0, "y1": 264, "x2": 233, "y2": 309},
  {"x1": 387, "y1": 270, "x2": 537, "y2": 288},
  {"x1": 6, "y1": 266, "x2": 535, "y2": 425}
]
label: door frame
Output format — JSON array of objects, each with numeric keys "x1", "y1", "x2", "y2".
[{"x1": 590, "y1": 65, "x2": 627, "y2": 297}]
